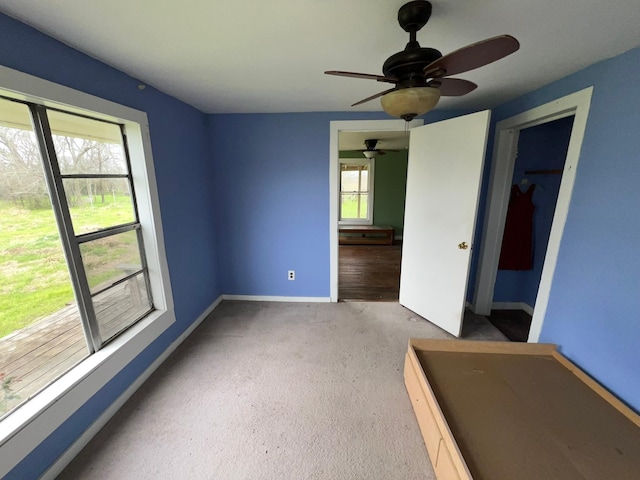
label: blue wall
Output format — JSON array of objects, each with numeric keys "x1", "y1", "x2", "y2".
[
  {"x1": 209, "y1": 110, "x2": 467, "y2": 297},
  {"x1": 210, "y1": 46, "x2": 640, "y2": 413},
  {"x1": 2, "y1": 8, "x2": 639, "y2": 476},
  {"x1": 493, "y1": 117, "x2": 573, "y2": 306},
  {"x1": 210, "y1": 112, "x2": 351, "y2": 298},
  {"x1": 0, "y1": 13, "x2": 222, "y2": 478},
  {"x1": 491, "y1": 46, "x2": 640, "y2": 412}
]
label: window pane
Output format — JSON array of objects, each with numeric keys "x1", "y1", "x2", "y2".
[
  {"x1": 47, "y1": 110, "x2": 128, "y2": 175},
  {"x1": 0, "y1": 97, "x2": 89, "y2": 417},
  {"x1": 359, "y1": 193, "x2": 368, "y2": 219},
  {"x1": 340, "y1": 193, "x2": 358, "y2": 219},
  {"x1": 79, "y1": 230, "x2": 143, "y2": 294},
  {"x1": 341, "y1": 170, "x2": 360, "y2": 192},
  {"x1": 94, "y1": 272, "x2": 151, "y2": 343},
  {"x1": 340, "y1": 160, "x2": 371, "y2": 220},
  {"x1": 340, "y1": 193, "x2": 369, "y2": 220},
  {"x1": 63, "y1": 178, "x2": 135, "y2": 234},
  {"x1": 360, "y1": 170, "x2": 369, "y2": 193}
]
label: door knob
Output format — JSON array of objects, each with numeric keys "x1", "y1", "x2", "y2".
[{"x1": 458, "y1": 241, "x2": 469, "y2": 250}]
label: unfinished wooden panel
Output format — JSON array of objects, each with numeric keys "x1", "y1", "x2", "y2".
[
  {"x1": 404, "y1": 339, "x2": 640, "y2": 480},
  {"x1": 435, "y1": 439, "x2": 461, "y2": 480},
  {"x1": 404, "y1": 354, "x2": 442, "y2": 461}
]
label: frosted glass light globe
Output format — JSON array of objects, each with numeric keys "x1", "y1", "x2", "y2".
[{"x1": 381, "y1": 87, "x2": 441, "y2": 121}]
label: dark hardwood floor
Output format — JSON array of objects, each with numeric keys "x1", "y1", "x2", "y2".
[
  {"x1": 338, "y1": 244, "x2": 532, "y2": 341},
  {"x1": 486, "y1": 309, "x2": 533, "y2": 342},
  {"x1": 339, "y1": 243, "x2": 401, "y2": 301}
]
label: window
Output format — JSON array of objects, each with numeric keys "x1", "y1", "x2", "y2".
[
  {"x1": 0, "y1": 67, "x2": 174, "y2": 478},
  {"x1": 339, "y1": 159, "x2": 374, "y2": 224},
  {"x1": 0, "y1": 96, "x2": 152, "y2": 418}
]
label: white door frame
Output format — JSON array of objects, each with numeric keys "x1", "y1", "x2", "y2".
[
  {"x1": 472, "y1": 87, "x2": 593, "y2": 341},
  {"x1": 329, "y1": 119, "x2": 423, "y2": 302}
]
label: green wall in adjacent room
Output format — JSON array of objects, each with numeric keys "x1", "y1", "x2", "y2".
[{"x1": 339, "y1": 150, "x2": 408, "y2": 236}]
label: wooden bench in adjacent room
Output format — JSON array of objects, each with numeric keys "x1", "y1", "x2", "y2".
[{"x1": 338, "y1": 225, "x2": 394, "y2": 245}]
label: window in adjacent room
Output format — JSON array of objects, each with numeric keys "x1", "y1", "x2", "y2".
[{"x1": 339, "y1": 159, "x2": 374, "y2": 224}]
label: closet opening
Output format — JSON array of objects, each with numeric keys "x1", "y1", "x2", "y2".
[{"x1": 487, "y1": 116, "x2": 574, "y2": 341}]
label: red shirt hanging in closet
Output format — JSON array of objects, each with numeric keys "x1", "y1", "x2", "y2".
[{"x1": 499, "y1": 184, "x2": 535, "y2": 270}]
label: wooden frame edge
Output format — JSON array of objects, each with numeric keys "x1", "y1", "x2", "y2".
[
  {"x1": 406, "y1": 342, "x2": 473, "y2": 479},
  {"x1": 408, "y1": 338, "x2": 557, "y2": 355},
  {"x1": 551, "y1": 351, "x2": 640, "y2": 427}
]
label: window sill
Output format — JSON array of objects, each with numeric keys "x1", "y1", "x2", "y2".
[
  {"x1": 338, "y1": 220, "x2": 374, "y2": 225},
  {"x1": 0, "y1": 308, "x2": 175, "y2": 477}
]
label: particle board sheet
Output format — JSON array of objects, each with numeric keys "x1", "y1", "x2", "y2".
[{"x1": 414, "y1": 347, "x2": 640, "y2": 480}]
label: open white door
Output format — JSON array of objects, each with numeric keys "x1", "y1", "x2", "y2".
[{"x1": 400, "y1": 110, "x2": 491, "y2": 336}]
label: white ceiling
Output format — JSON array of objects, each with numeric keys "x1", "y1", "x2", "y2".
[{"x1": 1, "y1": 1, "x2": 639, "y2": 115}]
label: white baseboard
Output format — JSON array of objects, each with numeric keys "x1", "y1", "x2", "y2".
[
  {"x1": 222, "y1": 295, "x2": 331, "y2": 303},
  {"x1": 492, "y1": 302, "x2": 534, "y2": 316},
  {"x1": 41, "y1": 295, "x2": 224, "y2": 480}
]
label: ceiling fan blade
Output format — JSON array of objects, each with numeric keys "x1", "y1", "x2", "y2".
[
  {"x1": 423, "y1": 35, "x2": 520, "y2": 78},
  {"x1": 433, "y1": 78, "x2": 478, "y2": 96},
  {"x1": 378, "y1": 150, "x2": 387, "y2": 156},
  {"x1": 380, "y1": 149, "x2": 400, "y2": 152},
  {"x1": 351, "y1": 88, "x2": 397, "y2": 107},
  {"x1": 325, "y1": 71, "x2": 398, "y2": 84}
]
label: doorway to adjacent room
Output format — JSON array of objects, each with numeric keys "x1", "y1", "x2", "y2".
[
  {"x1": 337, "y1": 129, "x2": 409, "y2": 301},
  {"x1": 329, "y1": 119, "x2": 422, "y2": 303}
]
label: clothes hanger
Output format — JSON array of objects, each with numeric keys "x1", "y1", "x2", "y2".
[{"x1": 519, "y1": 177, "x2": 545, "y2": 192}]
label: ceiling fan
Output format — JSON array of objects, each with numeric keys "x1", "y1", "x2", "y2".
[
  {"x1": 325, "y1": 0, "x2": 520, "y2": 121},
  {"x1": 346, "y1": 139, "x2": 399, "y2": 158}
]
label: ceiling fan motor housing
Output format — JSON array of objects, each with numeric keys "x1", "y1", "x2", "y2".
[
  {"x1": 382, "y1": 47, "x2": 442, "y2": 87},
  {"x1": 398, "y1": 0, "x2": 432, "y2": 33},
  {"x1": 324, "y1": 0, "x2": 520, "y2": 122},
  {"x1": 383, "y1": 1, "x2": 442, "y2": 88},
  {"x1": 364, "y1": 139, "x2": 378, "y2": 150}
]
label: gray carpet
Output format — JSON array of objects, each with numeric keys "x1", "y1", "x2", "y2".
[{"x1": 58, "y1": 301, "x2": 506, "y2": 480}]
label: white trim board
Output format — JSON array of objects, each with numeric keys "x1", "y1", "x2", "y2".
[
  {"x1": 222, "y1": 295, "x2": 331, "y2": 303},
  {"x1": 0, "y1": 65, "x2": 147, "y2": 126},
  {"x1": 329, "y1": 119, "x2": 423, "y2": 302},
  {"x1": 472, "y1": 87, "x2": 593, "y2": 343},
  {"x1": 41, "y1": 295, "x2": 224, "y2": 480}
]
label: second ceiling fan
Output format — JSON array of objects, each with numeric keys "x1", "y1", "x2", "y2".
[
  {"x1": 346, "y1": 139, "x2": 399, "y2": 158},
  {"x1": 325, "y1": 0, "x2": 520, "y2": 121}
]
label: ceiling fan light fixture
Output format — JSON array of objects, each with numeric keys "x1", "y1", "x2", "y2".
[
  {"x1": 363, "y1": 150, "x2": 378, "y2": 159},
  {"x1": 380, "y1": 86, "x2": 441, "y2": 121}
]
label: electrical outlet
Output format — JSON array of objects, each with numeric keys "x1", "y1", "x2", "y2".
[{"x1": 288, "y1": 270, "x2": 295, "y2": 281}]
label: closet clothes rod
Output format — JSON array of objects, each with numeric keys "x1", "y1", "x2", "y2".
[{"x1": 524, "y1": 169, "x2": 563, "y2": 175}]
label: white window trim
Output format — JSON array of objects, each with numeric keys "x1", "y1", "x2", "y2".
[
  {"x1": 338, "y1": 157, "x2": 375, "y2": 225},
  {"x1": 0, "y1": 65, "x2": 175, "y2": 477}
]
